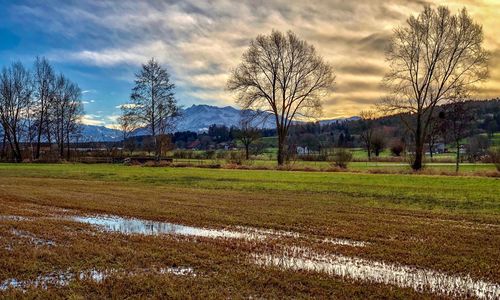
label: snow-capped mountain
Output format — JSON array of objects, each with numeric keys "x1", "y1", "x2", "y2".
[
  {"x1": 318, "y1": 116, "x2": 361, "y2": 125},
  {"x1": 79, "y1": 104, "x2": 359, "y2": 141},
  {"x1": 175, "y1": 104, "x2": 275, "y2": 132},
  {"x1": 79, "y1": 125, "x2": 122, "y2": 142}
]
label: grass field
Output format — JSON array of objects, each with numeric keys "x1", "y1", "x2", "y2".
[
  {"x1": 174, "y1": 158, "x2": 498, "y2": 173},
  {"x1": 0, "y1": 163, "x2": 499, "y2": 298}
]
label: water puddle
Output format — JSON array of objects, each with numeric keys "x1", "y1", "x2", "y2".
[
  {"x1": 159, "y1": 267, "x2": 196, "y2": 277},
  {"x1": 10, "y1": 229, "x2": 56, "y2": 246},
  {"x1": 0, "y1": 215, "x2": 28, "y2": 222},
  {"x1": 72, "y1": 215, "x2": 265, "y2": 240},
  {"x1": 254, "y1": 247, "x2": 500, "y2": 299},
  {"x1": 71, "y1": 214, "x2": 367, "y2": 248},
  {"x1": 0, "y1": 271, "x2": 78, "y2": 291},
  {"x1": 322, "y1": 238, "x2": 368, "y2": 247},
  {"x1": 0, "y1": 266, "x2": 195, "y2": 291}
]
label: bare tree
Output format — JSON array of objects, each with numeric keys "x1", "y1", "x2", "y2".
[
  {"x1": 440, "y1": 97, "x2": 474, "y2": 172},
  {"x1": 227, "y1": 30, "x2": 335, "y2": 165},
  {"x1": 371, "y1": 129, "x2": 387, "y2": 157},
  {"x1": 117, "y1": 111, "x2": 137, "y2": 155},
  {"x1": 0, "y1": 62, "x2": 33, "y2": 162},
  {"x1": 126, "y1": 58, "x2": 180, "y2": 158},
  {"x1": 33, "y1": 57, "x2": 55, "y2": 159},
  {"x1": 234, "y1": 121, "x2": 261, "y2": 160},
  {"x1": 426, "y1": 115, "x2": 442, "y2": 160},
  {"x1": 359, "y1": 110, "x2": 377, "y2": 161},
  {"x1": 49, "y1": 74, "x2": 83, "y2": 160},
  {"x1": 380, "y1": 6, "x2": 489, "y2": 170}
]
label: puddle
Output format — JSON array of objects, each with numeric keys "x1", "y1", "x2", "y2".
[
  {"x1": 72, "y1": 215, "x2": 266, "y2": 240},
  {"x1": 159, "y1": 267, "x2": 196, "y2": 277},
  {"x1": 71, "y1": 214, "x2": 367, "y2": 248},
  {"x1": 254, "y1": 247, "x2": 500, "y2": 299},
  {"x1": 0, "y1": 266, "x2": 195, "y2": 291},
  {"x1": 0, "y1": 216, "x2": 28, "y2": 222},
  {"x1": 322, "y1": 238, "x2": 368, "y2": 247},
  {"x1": 10, "y1": 229, "x2": 56, "y2": 246},
  {"x1": 0, "y1": 272, "x2": 73, "y2": 291}
]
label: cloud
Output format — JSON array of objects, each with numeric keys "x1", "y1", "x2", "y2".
[
  {"x1": 10, "y1": 0, "x2": 500, "y2": 118},
  {"x1": 80, "y1": 114, "x2": 105, "y2": 126}
]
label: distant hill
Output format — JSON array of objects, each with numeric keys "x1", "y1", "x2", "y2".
[
  {"x1": 78, "y1": 104, "x2": 361, "y2": 141},
  {"x1": 175, "y1": 104, "x2": 276, "y2": 132},
  {"x1": 79, "y1": 125, "x2": 122, "y2": 142}
]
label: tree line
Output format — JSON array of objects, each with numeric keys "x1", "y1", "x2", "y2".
[{"x1": 0, "y1": 57, "x2": 84, "y2": 161}]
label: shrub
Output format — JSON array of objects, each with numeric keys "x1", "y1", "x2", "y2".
[
  {"x1": 225, "y1": 151, "x2": 246, "y2": 165},
  {"x1": 487, "y1": 147, "x2": 500, "y2": 171},
  {"x1": 390, "y1": 141, "x2": 404, "y2": 156},
  {"x1": 330, "y1": 148, "x2": 353, "y2": 169},
  {"x1": 205, "y1": 150, "x2": 216, "y2": 160}
]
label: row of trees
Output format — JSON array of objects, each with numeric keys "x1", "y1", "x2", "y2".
[
  {"x1": 114, "y1": 5, "x2": 490, "y2": 171},
  {"x1": 0, "y1": 58, "x2": 84, "y2": 161},
  {"x1": 225, "y1": 5, "x2": 489, "y2": 170}
]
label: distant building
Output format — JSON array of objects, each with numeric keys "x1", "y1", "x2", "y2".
[
  {"x1": 296, "y1": 146, "x2": 310, "y2": 155},
  {"x1": 186, "y1": 140, "x2": 201, "y2": 150},
  {"x1": 425, "y1": 142, "x2": 445, "y2": 155}
]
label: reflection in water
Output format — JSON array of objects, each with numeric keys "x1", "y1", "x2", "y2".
[
  {"x1": 254, "y1": 248, "x2": 500, "y2": 300},
  {"x1": 73, "y1": 215, "x2": 265, "y2": 240},
  {"x1": 72, "y1": 214, "x2": 368, "y2": 247}
]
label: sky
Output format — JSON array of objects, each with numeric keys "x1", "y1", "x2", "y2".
[{"x1": 0, "y1": 0, "x2": 499, "y2": 127}]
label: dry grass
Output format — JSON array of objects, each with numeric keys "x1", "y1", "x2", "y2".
[{"x1": 0, "y1": 164, "x2": 498, "y2": 298}]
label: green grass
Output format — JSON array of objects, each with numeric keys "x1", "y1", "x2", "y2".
[
  {"x1": 174, "y1": 157, "x2": 497, "y2": 172},
  {"x1": 0, "y1": 163, "x2": 498, "y2": 213}
]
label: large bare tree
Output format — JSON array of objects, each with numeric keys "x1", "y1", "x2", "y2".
[
  {"x1": 380, "y1": 6, "x2": 489, "y2": 170},
  {"x1": 33, "y1": 57, "x2": 55, "y2": 159},
  {"x1": 49, "y1": 74, "x2": 84, "y2": 160},
  {"x1": 227, "y1": 30, "x2": 335, "y2": 165},
  {"x1": 0, "y1": 62, "x2": 33, "y2": 162},
  {"x1": 126, "y1": 58, "x2": 180, "y2": 158}
]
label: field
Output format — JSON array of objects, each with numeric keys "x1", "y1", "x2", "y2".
[
  {"x1": 0, "y1": 163, "x2": 499, "y2": 298},
  {"x1": 174, "y1": 158, "x2": 497, "y2": 173}
]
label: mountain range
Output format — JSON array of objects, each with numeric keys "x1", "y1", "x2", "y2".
[{"x1": 80, "y1": 105, "x2": 359, "y2": 141}]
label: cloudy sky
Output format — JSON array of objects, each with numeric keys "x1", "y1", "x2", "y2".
[{"x1": 0, "y1": 0, "x2": 498, "y2": 127}]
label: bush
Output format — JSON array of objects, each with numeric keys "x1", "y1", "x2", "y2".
[
  {"x1": 487, "y1": 147, "x2": 500, "y2": 171},
  {"x1": 390, "y1": 141, "x2": 404, "y2": 157},
  {"x1": 205, "y1": 150, "x2": 216, "y2": 160},
  {"x1": 225, "y1": 151, "x2": 246, "y2": 165},
  {"x1": 330, "y1": 148, "x2": 353, "y2": 169},
  {"x1": 299, "y1": 153, "x2": 328, "y2": 161}
]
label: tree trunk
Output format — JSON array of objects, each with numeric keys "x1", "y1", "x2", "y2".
[
  {"x1": 35, "y1": 111, "x2": 44, "y2": 159},
  {"x1": 455, "y1": 141, "x2": 460, "y2": 173},
  {"x1": 66, "y1": 131, "x2": 70, "y2": 160},
  {"x1": 1, "y1": 134, "x2": 5, "y2": 159},
  {"x1": 245, "y1": 144, "x2": 250, "y2": 160},
  {"x1": 277, "y1": 135, "x2": 285, "y2": 166},
  {"x1": 12, "y1": 136, "x2": 22, "y2": 163},
  {"x1": 412, "y1": 117, "x2": 424, "y2": 170}
]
